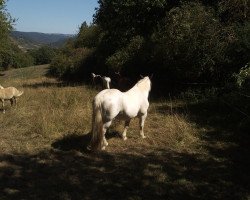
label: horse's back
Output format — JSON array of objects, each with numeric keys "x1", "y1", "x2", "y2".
[
  {"x1": 0, "y1": 87, "x2": 14, "y2": 99},
  {"x1": 94, "y1": 89, "x2": 123, "y2": 120},
  {"x1": 0, "y1": 87, "x2": 23, "y2": 99}
]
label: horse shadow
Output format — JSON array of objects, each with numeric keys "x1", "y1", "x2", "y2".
[
  {"x1": 51, "y1": 131, "x2": 120, "y2": 153},
  {"x1": 106, "y1": 130, "x2": 120, "y2": 139},
  {"x1": 52, "y1": 132, "x2": 92, "y2": 152}
]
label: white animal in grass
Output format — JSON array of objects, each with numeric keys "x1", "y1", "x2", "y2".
[
  {"x1": 89, "y1": 76, "x2": 151, "y2": 150},
  {"x1": 91, "y1": 73, "x2": 111, "y2": 89},
  {"x1": 0, "y1": 86, "x2": 24, "y2": 113}
]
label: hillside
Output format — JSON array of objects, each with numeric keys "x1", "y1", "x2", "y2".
[{"x1": 11, "y1": 31, "x2": 74, "y2": 50}]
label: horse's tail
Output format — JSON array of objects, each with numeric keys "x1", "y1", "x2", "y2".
[
  {"x1": 16, "y1": 90, "x2": 24, "y2": 97},
  {"x1": 89, "y1": 99, "x2": 103, "y2": 150}
]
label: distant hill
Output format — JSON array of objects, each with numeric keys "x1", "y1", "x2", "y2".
[{"x1": 11, "y1": 31, "x2": 74, "y2": 50}]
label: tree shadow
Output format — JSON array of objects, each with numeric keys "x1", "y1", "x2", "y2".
[
  {"x1": 155, "y1": 97, "x2": 250, "y2": 199},
  {"x1": 22, "y1": 82, "x2": 70, "y2": 89},
  {"x1": 1, "y1": 145, "x2": 249, "y2": 200}
]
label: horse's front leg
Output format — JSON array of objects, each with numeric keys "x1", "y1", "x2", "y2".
[
  {"x1": 1, "y1": 99, "x2": 5, "y2": 113},
  {"x1": 139, "y1": 113, "x2": 147, "y2": 139},
  {"x1": 14, "y1": 97, "x2": 17, "y2": 107},
  {"x1": 122, "y1": 119, "x2": 130, "y2": 140}
]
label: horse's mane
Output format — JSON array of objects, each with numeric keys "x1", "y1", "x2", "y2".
[{"x1": 136, "y1": 77, "x2": 151, "y2": 92}]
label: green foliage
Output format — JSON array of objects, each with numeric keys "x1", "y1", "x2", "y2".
[
  {"x1": 50, "y1": 47, "x2": 94, "y2": 79},
  {"x1": 50, "y1": 23, "x2": 101, "y2": 79},
  {"x1": 0, "y1": 0, "x2": 33, "y2": 70},
  {"x1": 29, "y1": 46, "x2": 57, "y2": 65},
  {"x1": 152, "y1": 2, "x2": 233, "y2": 81},
  {"x1": 50, "y1": 0, "x2": 250, "y2": 94},
  {"x1": 234, "y1": 63, "x2": 250, "y2": 87},
  {"x1": 106, "y1": 36, "x2": 144, "y2": 71},
  {"x1": 75, "y1": 22, "x2": 102, "y2": 48},
  {"x1": 219, "y1": 0, "x2": 249, "y2": 23},
  {"x1": 0, "y1": 0, "x2": 13, "y2": 40}
]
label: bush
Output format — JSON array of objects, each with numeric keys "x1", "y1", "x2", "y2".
[
  {"x1": 106, "y1": 36, "x2": 144, "y2": 71},
  {"x1": 49, "y1": 48, "x2": 94, "y2": 79},
  {"x1": 234, "y1": 63, "x2": 250, "y2": 88},
  {"x1": 151, "y1": 2, "x2": 233, "y2": 83},
  {"x1": 0, "y1": 43, "x2": 34, "y2": 70},
  {"x1": 29, "y1": 46, "x2": 57, "y2": 65}
]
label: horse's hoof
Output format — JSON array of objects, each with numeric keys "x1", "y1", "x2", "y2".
[
  {"x1": 123, "y1": 136, "x2": 127, "y2": 141},
  {"x1": 87, "y1": 145, "x2": 92, "y2": 151},
  {"x1": 101, "y1": 146, "x2": 106, "y2": 150},
  {"x1": 141, "y1": 135, "x2": 146, "y2": 139}
]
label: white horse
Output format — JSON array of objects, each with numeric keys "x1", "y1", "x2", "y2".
[
  {"x1": 102, "y1": 76, "x2": 111, "y2": 89},
  {"x1": 0, "y1": 86, "x2": 24, "y2": 113},
  {"x1": 91, "y1": 73, "x2": 111, "y2": 89},
  {"x1": 89, "y1": 76, "x2": 151, "y2": 150}
]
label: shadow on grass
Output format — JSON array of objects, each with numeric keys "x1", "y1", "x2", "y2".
[
  {"x1": 51, "y1": 131, "x2": 121, "y2": 153},
  {"x1": 52, "y1": 132, "x2": 92, "y2": 152},
  {"x1": 156, "y1": 97, "x2": 250, "y2": 198},
  {"x1": 0, "y1": 145, "x2": 249, "y2": 200},
  {"x1": 22, "y1": 82, "x2": 70, "y2": 89}
]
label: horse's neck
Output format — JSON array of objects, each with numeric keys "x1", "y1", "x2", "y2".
[{"x1": 106, "y1": 82, "x2": 110, "y2": 89}]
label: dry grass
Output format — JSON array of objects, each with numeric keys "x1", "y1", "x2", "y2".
[
  {"x1": 0, "y1": 65, "x2": 200, "y2": 154},
  {"x1": 0, "y1": 65, "x2": 249, "y2": 200}
]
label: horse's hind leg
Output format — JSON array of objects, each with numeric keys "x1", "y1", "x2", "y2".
[
  {"x1": 102, "y1": 121, "x2": 112, "y2": 150},
  {"x1": 10, "y1": 98, "x2": 14, "y2": 106},
  {"x1": 14, "y1": 97, "x2": 17, "y2": 106},
  {"x1": 122, "y1": 120, "x2": 130, "y2": 140},
  {"x1": 139, "y1": 113, "x2": 147, "y2": 138}
]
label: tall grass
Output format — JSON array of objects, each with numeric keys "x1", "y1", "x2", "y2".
[{"x1": 0, "y1": 65, "x2": 200, "y2": 155}]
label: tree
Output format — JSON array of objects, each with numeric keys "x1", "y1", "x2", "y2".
[
  {"x1": 0, "y1": 0, "x2": 33, "y2": 69},
  {"x1": 29, "y1": 46, "x2": 57, "y2": 65}
]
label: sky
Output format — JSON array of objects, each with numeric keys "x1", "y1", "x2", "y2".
[{"x1": 6, "y1": 0, "x2": 99, "y2": 34}]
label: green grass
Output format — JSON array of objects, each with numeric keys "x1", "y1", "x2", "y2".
[{"x1": 0, "y1": 65, "x2": 249, "y2": 200}]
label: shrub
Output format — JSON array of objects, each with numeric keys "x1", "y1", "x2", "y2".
[
  {"x1": 151, "y1": 2, "x2": 233, "y2": 82},
  {"x1": 49, "y1": 48, "x2": 94, "y2": 79},
  {"x1": 29, "y1": 46, "x2": 57, "y2": 65},
  {"x1": 234, "y1": 63, "x2": 250, "y2": 88}
]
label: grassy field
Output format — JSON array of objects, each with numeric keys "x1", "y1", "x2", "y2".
[{"x1": 0, "y1": 65, "x2": 249, "y2": 200}]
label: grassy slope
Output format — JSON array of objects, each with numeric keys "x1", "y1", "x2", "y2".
[{"x1": 0, "y1": 65, "x2": 249, "y2": 199}]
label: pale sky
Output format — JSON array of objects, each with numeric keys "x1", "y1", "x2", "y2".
[{"x1": 6, "y1": 0, "x2": 99, "y2": 34}]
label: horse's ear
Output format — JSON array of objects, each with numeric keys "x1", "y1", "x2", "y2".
[
  {"x1": 150, "y1": 73, "x2": 154, "y2": 79},
  {"x1": 140, "y1": 74, "x2": 144, "y2": 78},
  {"x1": 115, "y1": 71, "x2": 121, "y2": 76}
]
